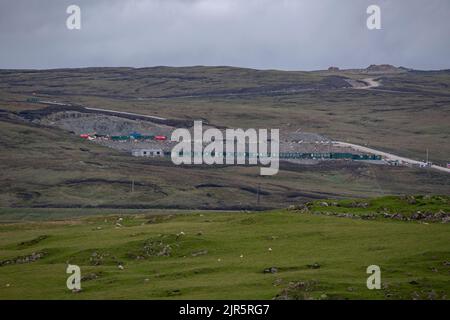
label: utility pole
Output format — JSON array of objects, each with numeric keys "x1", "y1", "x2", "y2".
[{"x1": 131, "y1": 179, "x2": 134, "y2": 193}]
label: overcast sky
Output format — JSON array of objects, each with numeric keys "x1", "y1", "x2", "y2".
[{"x1": 0, "y1": 0, "x2": 449, "y2": 70}]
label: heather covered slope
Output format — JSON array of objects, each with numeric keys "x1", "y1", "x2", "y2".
[
  {"x1": 0, "y1": 66, "x2": 449, "y2": 209},
  {"x1": 1, "y1": 66, "x2": 449, "y2": 163},
  {"x1": 0, "y1": 113, "x2": 449, "y2": 209}
]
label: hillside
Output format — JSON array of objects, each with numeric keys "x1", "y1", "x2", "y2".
[
  {"x1": 0, "y1": 66, "x2": 449, "y2": 209},
  {"x1": 1, "y1": 66, "x2": 449, "y2": 164},
  {"x1": 0, "y1": 111, "x2": 449, "y2": 209}
]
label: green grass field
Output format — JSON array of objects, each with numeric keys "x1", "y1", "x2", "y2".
[{"x1": 0, "y1": 199, "x2": 448, "y2": 300}]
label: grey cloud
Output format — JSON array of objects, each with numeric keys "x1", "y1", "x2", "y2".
[{"x1": 0, "y1": 0, "x2": 449, "y2": 70}]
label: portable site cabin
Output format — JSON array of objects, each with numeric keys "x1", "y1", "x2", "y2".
[
  {"x1": 129, "y1": 132, "x2": 142, "y2": 139},
  {"x1": 131, "y1": 149, "x2": 164, "y2": 157},
  {"x1": 111, "y1": 135, "x2": 130, "y2": 141}
]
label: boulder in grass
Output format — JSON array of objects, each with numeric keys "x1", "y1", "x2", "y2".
[
  {"x1": 264, "y1": 267, "x2": 278, "y2": 274},
  {"x1": 307, "y1": 262, "x2": 321, "y2": 269}
]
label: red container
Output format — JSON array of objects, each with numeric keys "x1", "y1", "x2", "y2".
[
  {"x1": 154, "y1": 135, "x2": 167, "y2": 141},
  {"x1": 80, "y1": 134, "x2": 90, "y2": 139}
]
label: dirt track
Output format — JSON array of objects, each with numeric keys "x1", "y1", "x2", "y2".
[{"x1": 358, "y1": 78, "x2": 381, "y2": 89}]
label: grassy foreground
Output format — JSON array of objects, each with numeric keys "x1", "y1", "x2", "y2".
[{"x1": 0, "y1": 208, "x2": 449, "y2": 300}]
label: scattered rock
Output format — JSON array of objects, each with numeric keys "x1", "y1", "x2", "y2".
[
  {"x1": 307, "y1": 263, "x2": 321, "y2": 269},
  {"x1": 176, "y1": 231, "x2": 185, "y2": 240},
  {"x1": 273, "y1": 278, "x2": 284, "y2": 286},
  {"x1": 81, "y1": 273, "x2": 100, "y2": 282},
  {"x1": 0, "y1": 251, "x2": 46, "y2": 267},
  {"x1": 17, "y1": 235, "x2": 49, "y2": 248},
  {"x1": 264, "y1": 267, "x2": 278, "y2": 274},
  {"x1": 167, "y1": 289, "x2": 181, "y2": 296},
  {"x1": 287, "y1": 204, "x2": 311, "y2": 213},
  {"x1": 141, "y1": 238, "x2": 172, "y2": 257},
  {"x1": 411, "y1": 212, "x2": 425, "y2": 220},
  {"x1": 392, "y1": 213, "x2": 406, "y2": 221},
  {"x1": 411, "y1": 291, "x2": 421, "y2": 300},
  {"x1": 89, "y1": 251, "x2": 105, "y2": 265},
  {"x1": 406, "y1": 196, "x2": 417, "y2": 205},
  {"x1": 354, "y1": 202, "x2": 369, "y2": 208},
  {"x1": 274, "y1": 280, "x2": 318, "y2": 300},
  {"x1": 427, "y1": 290, "x2": 438, "y2": 300},
  {"x1": 191, "y1": 250, "x2": 208, "y2": 257}
]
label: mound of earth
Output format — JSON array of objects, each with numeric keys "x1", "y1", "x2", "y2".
[
  {"x1": 365, "y1": 64, "x2": 404, "y2": 73},
  {"x1": 39, "y1": 111, "x2": 172, "y2": 136}
]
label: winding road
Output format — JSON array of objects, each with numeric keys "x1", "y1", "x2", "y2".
[
  {"x1": 333, "y1": 141, "x2": 450, "y2": 174},
  {"x1": 84, "y1": 107, "x2": 167, "y2": 121}
]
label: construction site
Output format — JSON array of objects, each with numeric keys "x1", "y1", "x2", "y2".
[{"x1": 20, "y1": 101, "x2": 390, "y2": 165}]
